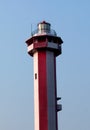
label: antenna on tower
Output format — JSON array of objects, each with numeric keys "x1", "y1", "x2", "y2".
[{"x1": 31, "y1": 24, "x2": 33, "y2": 36}]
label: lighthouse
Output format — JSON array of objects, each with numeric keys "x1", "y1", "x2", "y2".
[{"x1": 25, "y1": 21, "x2": 63, "y2": 130}]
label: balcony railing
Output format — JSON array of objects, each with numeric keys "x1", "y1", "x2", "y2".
[{"x1": 31, "y1": 29, "x2": 57, "y2": 36}]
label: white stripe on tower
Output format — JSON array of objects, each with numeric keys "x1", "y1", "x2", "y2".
[
  {"x1": 46, "y1": 51, "x2": 57, "y2": 130},
  {"x1": 34, "y1": 52, "x2": 39, "y2": 130}
]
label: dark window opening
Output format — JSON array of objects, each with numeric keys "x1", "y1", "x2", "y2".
[{"x1": 35, "y1": 73, "x2": 37, "y2": 79}]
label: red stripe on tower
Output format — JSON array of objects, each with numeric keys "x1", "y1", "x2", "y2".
[{"x1": 38, "y1": 51, "x2": 48, "y2": 130}]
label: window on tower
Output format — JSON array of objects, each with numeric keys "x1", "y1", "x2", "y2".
[{"x1": 35, "y1": 73, "x2": 37, "y2": 79}]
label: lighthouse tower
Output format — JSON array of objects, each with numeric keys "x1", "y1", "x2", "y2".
[{"x1": 26, "y1": 21, "x2": 63, "y2": 130}]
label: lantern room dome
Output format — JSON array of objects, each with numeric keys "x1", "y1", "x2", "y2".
[{"x1": 31, "y1": 21, "x2": 57, "y2": 36}]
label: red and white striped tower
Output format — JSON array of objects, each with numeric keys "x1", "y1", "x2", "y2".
[{"x1": 26, "y1": 21, "x2": 63, "y2": 130}]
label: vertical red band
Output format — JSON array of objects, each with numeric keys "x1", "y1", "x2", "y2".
[{"x1": 38, "y1": 51, "x2": 48, "y2": 130}]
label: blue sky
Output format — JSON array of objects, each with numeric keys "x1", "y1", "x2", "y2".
[{"x1": 0, "y1": 0, "x2": 90, "y2": 130}]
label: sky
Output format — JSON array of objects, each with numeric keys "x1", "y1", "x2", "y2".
[{"x1": 0, "y1": 0, "x2": 90, "y2": 130}]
